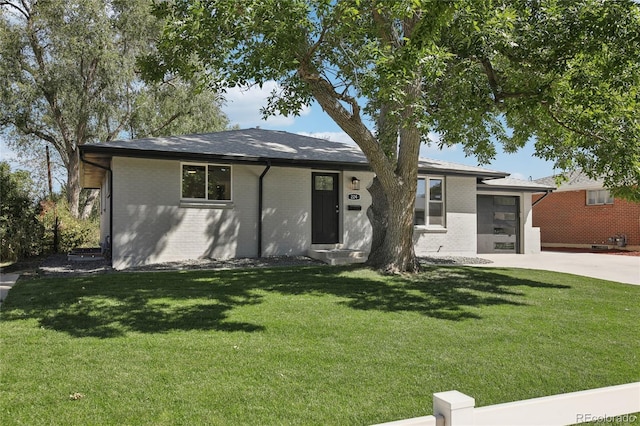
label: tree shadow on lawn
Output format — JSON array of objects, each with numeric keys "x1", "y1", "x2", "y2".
[
  {"x1": 3, "y1": 273, "x2": 266, "y2": 338},
  {"x1": 256, "y1": 266, "x2": 570, "y2": 321},
  {"x1": 1, "y1": 266, "x2": 570, "y2": 338}
]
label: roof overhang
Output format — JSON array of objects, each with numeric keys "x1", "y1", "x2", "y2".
[
  {"x1": 79, "y1": 144, "x2": 373, "y2": 172},
  {"x1": 79, "y1": 143, "x2": 509, "y2": 183},
  {"x1": 80, "y1": 151, "x2": 111, "y2": 189},
  {"x1": 477, "y1": 177, "x2": 556, "y2": 193}
]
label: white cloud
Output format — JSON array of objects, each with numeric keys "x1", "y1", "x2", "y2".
[{"x1": 223, "y1": 81, "x2": 311, "y2": 128}]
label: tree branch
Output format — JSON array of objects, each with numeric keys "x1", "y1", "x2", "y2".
[
  {"x1": 24, "y1": 8, "x2": 74, "y2": 150},
  {"x1": 480, "y1": 57, "x2": 540, "y2": 102},
  {"x1": 22, "y1": 126, "x2": 58, "y2": 147},
  {"x1": 105, "y1": 116, "x2": 130, "y2": 142},
  {"x1": 19, "y1": 123, "x2": 68, "y2": 165},
  {"x1": 542, "y1": 101, "x2": 608, "y2": 143},
  {"x1": 298, "y1": 66, "x2": 397, "y2": 190},
  {"x1": 150, "y1": 111, "x2": 182, "y2": 136},
  {"x1": 372, "y1": 6, "x2": 400, "y2": 48},
  {"x1": 0, "y1": 1, "x2": 30, "y2": 20}
]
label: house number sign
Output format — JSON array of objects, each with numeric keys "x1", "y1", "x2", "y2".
[{"x1": 348, "y1": 193, "x2": 361, "y2": 200}]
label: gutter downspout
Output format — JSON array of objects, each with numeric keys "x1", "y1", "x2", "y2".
[
  {"x1": 79, "y1": 153, "x2": 113, "y2": 263},
  {"x1": 258, "y1": 160, "x2": 271, "y2": 257},
  {"x1": 532, "y1": 190, "x2": 553, "y2": 207}
]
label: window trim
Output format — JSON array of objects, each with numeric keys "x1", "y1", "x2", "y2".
[
  {"x1": 414, "y1": 175, "x2": 446, "y2": 230},
  {"x1": 180, "y1": 162, "x2": 233, "y2": 206},
  {"x1": 586, "y1": 189, "x2": 613, "y2": 206}
]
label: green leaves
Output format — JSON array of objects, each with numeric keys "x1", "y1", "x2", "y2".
[
  {"x1": 148, "y1": 0, "x2": 640, "y2": 200},
  {"x1": 0, "y1": 162, "x2": 44, "y2": 261},
  {"x1": 1, "y1": 0, "x2": 229, "y2": 216}
]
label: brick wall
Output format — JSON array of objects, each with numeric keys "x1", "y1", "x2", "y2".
[{"x1": 532, "y1": 190, "x2": 640, "y2": 249}]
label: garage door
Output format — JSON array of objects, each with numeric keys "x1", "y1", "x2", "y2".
[{"x1": 477, "y1": 195, "x2": 520, "y2": 254}]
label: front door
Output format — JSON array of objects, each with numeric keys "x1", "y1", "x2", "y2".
[{"x1": 312, "y1": 172, "x2": 339, "y2": 244}]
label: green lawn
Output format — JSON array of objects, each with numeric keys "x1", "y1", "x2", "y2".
[{"x1": 1, "y1": 265, "x2": 638, "y2": 425}]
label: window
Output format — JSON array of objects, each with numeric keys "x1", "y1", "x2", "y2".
[
  {"x1": 181, "y1": 163, "x2": 231, "y2": 201},
  {"x1": 414, "y1": 177, "x2": 445, "y2": 227},
  {"x1": 314, "y1": 175, "x2": 334, "y2": 191},
  {"x1": 586, "y1": 189, "x2": 613, "y2": 205},
  {"x1": 494, "y1": 242, "x2": 515, "y2": 251}
]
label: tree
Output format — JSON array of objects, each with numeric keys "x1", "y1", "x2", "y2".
[
  {"x1": 144, "y1": 0, "x2": 640, "y2": 272},
  {"x1": 0, "y1": 162, "x2": 44, "y2": 261},
  {"x1": 0, "y1": 0, "x2": 229, "y2": 219}
]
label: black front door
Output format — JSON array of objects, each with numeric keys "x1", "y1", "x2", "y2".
[{"x1": 312, "y1": 172, "x2": 339, "y2": 244}]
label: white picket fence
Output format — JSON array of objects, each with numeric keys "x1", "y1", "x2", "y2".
[{"x1": 374, "y1": 382, "x2": 640, "y2": 426}]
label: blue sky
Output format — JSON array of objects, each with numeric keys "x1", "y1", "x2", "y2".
[{"x1": 224, "y1": 83, "x2": 558, "y2": 181}]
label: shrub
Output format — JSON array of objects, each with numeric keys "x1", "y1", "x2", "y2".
[
  {"x1": 0, "y1": 162, "x2": 45, "y2": 262},
  {"x1": 39, "y1": 199, "x2": 100, "y2": 253}
]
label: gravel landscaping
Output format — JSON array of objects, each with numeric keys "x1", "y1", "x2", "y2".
[{"x1": 31, "y1": 253, "x2": 493, "y2": 277}]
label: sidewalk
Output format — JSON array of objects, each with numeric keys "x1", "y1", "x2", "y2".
[
  {"x1": 474, "y1": 252, "x2": 640, "y2": 285},
  {"x1": 0, "y1": 273, "x2": 20, "y2": 308}
]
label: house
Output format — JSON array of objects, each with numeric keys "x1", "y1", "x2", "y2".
[
  {"x1": 533, "y1": 170, "x2": 640, "y2": 251},
  {"x1": 79, "y1": 128, "x2": 553, "y2": 269}
]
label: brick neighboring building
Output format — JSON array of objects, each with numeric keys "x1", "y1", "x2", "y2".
[{"x1": 533, "y1": 171, "x2": 640, "y2": 252}]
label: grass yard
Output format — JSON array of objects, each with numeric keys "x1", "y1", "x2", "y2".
[{"x1": 1, "y1": 265, "x2": 638, "y2": 425}]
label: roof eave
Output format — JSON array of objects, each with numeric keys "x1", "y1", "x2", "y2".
[
  {"x1": 477, "y1": 183, "x2": 556, "y2": 193},
  {"x1": 79, "y1": 144, "x2": 373, "y2": 171},
  {"x1": 81, "y1": 144, "x2": 510, "y2": 177}
]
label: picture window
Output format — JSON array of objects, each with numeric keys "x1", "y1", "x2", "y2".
[{"x1": 181, "y1": 163, "x2": 231, "y2": 201}]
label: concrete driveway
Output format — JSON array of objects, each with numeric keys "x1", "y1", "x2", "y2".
[{"x1": 475, "y1": 252, "x2": 640, "y2": 285}]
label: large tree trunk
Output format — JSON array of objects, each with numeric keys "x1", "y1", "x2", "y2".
[
  {"x1": 67, "y1": 148, "x2": 82, "y2": 218},
  {"x1": 299, "y1": 63, "x2": 422, "y2": 273},
  {"x1": 366, "y1": 175, "x2": 420, "y2": 274},
  {"x1": 80, "y1": 189, "x2": 99, "y2": 220}
]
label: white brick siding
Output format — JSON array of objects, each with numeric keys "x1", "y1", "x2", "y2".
[
  {"x1": 261, "y1": 167, "x2": 312, "y2": 256},
  {"x1": 414, "y1": 176, "x2": 478, "y2": 256},
  {"x1": 108, "y1": 156, "x2": 539, "y2": 268},
  {"x1": 110, "y1": 157, "x2": 372, "y2": 268},
  {"x1": 111, "y1": 157, "x2": 260, "y2": 269},
  {"x1": 341, "y1": 172, "x2": 374, "y2": 251}
]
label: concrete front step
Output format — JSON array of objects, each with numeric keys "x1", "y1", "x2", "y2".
[
  {"x1": 67, "y1": 253, "x2": 107, "y2": 262},
  {"x1": 307, "y1": 248, "x2": 368, "y2": 265},
  {"x1": 68, "y1": 248, "x2": 106, "y2": 262}
]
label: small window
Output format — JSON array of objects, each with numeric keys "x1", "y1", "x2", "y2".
[
  {"x1": 181, "y1": 163, "x2": 231, "y2": 201},
  {"x1": 586, "y1": 189, "x2": 613, "y2": 205},
  {"x1": 494, "y1": 196, "x2": 516, "y2": 206},
  {"x1": 428, "y1": 178, "x2": 444, "y2": 226},
  {"x1": 414, "y1": 177, "x2": 445, "y2": 227},
  {"x1": 314, "y1": 175, "x2": 334, "y2": 191},
  {"x1": 415, "y1": 178, "x2": 426, "y2": 226}
]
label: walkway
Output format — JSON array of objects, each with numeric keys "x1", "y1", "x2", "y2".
[{"x1": 0, "y1": 273, "x2": 20, "y2": 308}]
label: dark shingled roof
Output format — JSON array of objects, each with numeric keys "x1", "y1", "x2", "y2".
[{"x1": 81, "y1": 128, "x2": 510, "y2": 177}]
